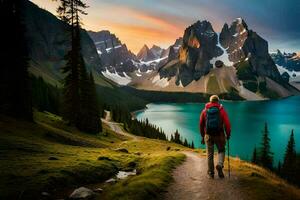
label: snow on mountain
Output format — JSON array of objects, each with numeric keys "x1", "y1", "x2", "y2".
[
  {"x1": 276, "y1": 64, "x2": 300, "y2": 82},
  {"x1": 102, "y1": 68, "x2": 131, "y2": 85},
  {"x1": 210, "y1": 33, "x2": 234, "y2": 67}
]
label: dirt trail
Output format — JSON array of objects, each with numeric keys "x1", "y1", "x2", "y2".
[
  {"x1": 102, "y1": 111, "x2": 138, "y2": 140},
  {"x1": 164, "y1": 152, "x2": 248, "y2": 200}
]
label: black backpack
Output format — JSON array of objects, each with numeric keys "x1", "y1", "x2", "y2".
[{"x1": 206, "y1": 106, "x2": 222, "y2": 135}]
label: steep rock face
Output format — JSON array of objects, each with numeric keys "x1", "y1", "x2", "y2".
[
  {"x1": 88, "y1": 30, "x2": 137, "y2": 73},
  {"x1": 133, "y1": 18, "x2": 298, "y2": 98},
  {"x1": 220, "y1": 18, "x2": 281, "y2": 82},
  {"x1": 137, "y1": 45, "x2": 156, "y2": 61},
  {"x1": 159, "y1": 21, "x2": 222, "y2": 86},
  {"x1": 150, "y1": 45, "x2": 164, "y2": 58},
  {"x1": 24, "y1": 0, "x2": 102, "y2": 81}
]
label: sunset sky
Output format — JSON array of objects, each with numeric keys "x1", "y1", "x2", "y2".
[{"x1": 31, "y1": 0, "x2": 300, "y2": 54}]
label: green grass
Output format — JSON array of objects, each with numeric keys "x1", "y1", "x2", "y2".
[
  {"x1": 103, "y1": 153, "x2": 185, "y2": 200},
  {"x1": 223, "y1": 157, "x2": 300, "y2": 200},
  {"x1": 0, "y1": 111, "x2": 186, "y2": 199}
]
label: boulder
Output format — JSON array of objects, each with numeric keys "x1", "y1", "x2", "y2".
[{"x1": 69, "y1": 187, "x2": 95, "y2": 199}]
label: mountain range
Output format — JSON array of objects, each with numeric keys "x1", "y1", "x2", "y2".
[
  {"x1": 129, "y1": 19, "x2": 298, "y2": 99},
  {"x1": 25, "y1": 1, "x2": 299, "y2": 101}
]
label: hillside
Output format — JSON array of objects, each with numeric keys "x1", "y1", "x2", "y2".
[
  {"x1": 1, "y1": 112, "x2": 300, "y2": 200},
  {"x1": 0, "y1": 111, "x2": 185, "y2": 199}
]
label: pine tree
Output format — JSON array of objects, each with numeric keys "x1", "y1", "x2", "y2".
[
  {"x1": 258, "y1": 123, "x2": 273, "y2": 170},
  {"x1": 282, "y1": 130, "x2": 296, "y2": 183},
  {"x1": 183, "y1": 138, "x2": 188, "y2": 147},
  {"x1": 56, "y1": 0, "x2": 88, "y2": 124},
  {"x1": 56, "y1": 0, "x2": 101, "y2": 133},
  {"x1": 191, "y1": 141, "x2": 195, "y2": 149},
  {"x1": 0, "y1": 0, "x2": 32, "y2": 120},
  {"x1": 174, "y1": 129, "x2": 181, "y2": 144},
  {"x1": 251, "y1": 146, "x2": 258, "y2": 164},
  {"x1": 277, "y1": 161, "x2": 282, "y2": 175}
]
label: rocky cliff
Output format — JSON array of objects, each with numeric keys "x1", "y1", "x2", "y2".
[{"x1": 88, "y1": 30, "x2": 137, "y2": 73}]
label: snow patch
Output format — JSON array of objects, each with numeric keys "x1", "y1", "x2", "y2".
[
  {"x1": 97, "y1": 50, "x2": 102, "y2": 55},
  {"x1": 178, "y1": 80, "x2": 184, "y2": 88},
  {"x1": 146, "y1": 69, "x2": 153, "y2": 73},
  {"x1": 210, "y1": 33, "x2": 234, "y2": 67},
  {"x1": 102, "y1": 68, "x2": 131, "y2": 85},
  {"x1": 276, "y1": 64, "x2": 300, "y2": 82},
  {"x1": 140, "y1": 56, "x2": 168, "y2": 66},
  {"x1": 95, "y1": 41, "x2": 105, "y2": 45}
]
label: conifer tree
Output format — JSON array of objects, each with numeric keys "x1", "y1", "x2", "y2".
[
  {"x1": 55, "y1": 0, "x2": 101, "y2": 133},
  {"x1": 0, "y1": 0, "x2": 32, "y2": 120},
  {"x1": 251, "y1": 146, "x2": 258, "y2": 164},
  {"x1": 183, "y1": 138, "x2": 188, "y2": 147},
  {"x1": 282, "y1": 130, "x2": 296, "y2": 183},
  {"x1": 191, "y1": 141, "x2": 195, "y2": 149},
  {"x1": 56, "y1": 0, "x2": 88, "y2": 124},
  {"x1": 277, "y1": 161, "x2": 282, "y2": 175},
  {"x1": 258, "y1": 123, "x2": 273, "y2": 170}
]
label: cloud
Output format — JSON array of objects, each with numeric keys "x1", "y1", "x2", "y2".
[{"x1": 31, "y1": 0, "x2": 300, "y2": 53}]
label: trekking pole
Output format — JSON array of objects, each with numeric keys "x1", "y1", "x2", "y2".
[{"x1": 227, "y1": 139, "x2": 231, "y2": 178}]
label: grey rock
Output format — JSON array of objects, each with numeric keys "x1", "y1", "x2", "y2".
[
  {"x1": 69, "y1": 187, "x2": 95, "y2": 199},
  {"x1": 159, "y1": 20, "x2": 221, "y2": 86},
  {"x1": 88, "y1": 30, "x2": 138, "y2": 73},
  {"x1": 93, "y1": 188, "x2": 103, "y2": 193},
  {"x1": 137, "y1": 44, "x2": 156, "y2": 62},
  {"x1": 41, "y1": 192, "x2": 50, "y2": 196},
  {"x1": 105, "y1": 178, "x2": 117, "y2": 183}
]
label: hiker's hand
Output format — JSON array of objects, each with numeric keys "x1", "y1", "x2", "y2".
[{"x1": 201, "y1": 137, "x2": 205, "y2": 145}]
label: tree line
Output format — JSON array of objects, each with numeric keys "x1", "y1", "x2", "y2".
[
  {"x1": 109, "y1": 105, "x2": 194, "y2": 148},
  {"x1": 251, "y1": 123, "x2": 300, "y2": 186}
]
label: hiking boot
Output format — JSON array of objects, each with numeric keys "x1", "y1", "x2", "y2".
[
  {"x1": 216, "y1": 165, "x2": 224, "y2": 178},
  {"x1": 207, "y1": 172, "x2": 214, "y2": 179}
]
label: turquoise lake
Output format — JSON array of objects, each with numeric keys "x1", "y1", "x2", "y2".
[{"x1": 136, "y1": 96, "x2": 300, "y2": 163}]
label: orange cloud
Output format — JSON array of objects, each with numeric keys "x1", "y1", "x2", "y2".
[
  {"x1": 31, "y1": 0, "x2": 185, "y2": 54},
  {"x1": 83, "y1": 5, "x2": 185, "y2": 53},
  {"x1": 87, "y1": 19, "x2": 183, "y2": 53}
]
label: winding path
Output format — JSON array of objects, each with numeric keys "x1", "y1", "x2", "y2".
[
  {"x1": 164, "y1": 152, "x2": 248, "y2": 200},
  {"x1": 102, "y1": 111, "x2": 138, "y2": 140}
]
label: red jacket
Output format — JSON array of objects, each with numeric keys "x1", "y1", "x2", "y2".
[{"x1": 199, "y1": 102, "x2": 231, "y2": 138}]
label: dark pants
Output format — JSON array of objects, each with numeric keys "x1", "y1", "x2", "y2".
[{"x1": 205, "y1": 134, "x2": 226, "y2": 175}]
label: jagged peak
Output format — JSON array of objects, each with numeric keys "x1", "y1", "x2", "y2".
[
  {"x1": 151, "y1": 44, "x2": 162, "y2": 49},
  {"x1": 141, "y1": 44, "x2": 150, "y2": 50}
]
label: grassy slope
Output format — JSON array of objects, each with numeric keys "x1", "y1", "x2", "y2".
[
  {"x1": 0, "y1": 112, "x2": 185, "y2": 200},
  {"x1": 198, "y1": 150, "x2": 300, "y2": 200},
  {"x1": 1, "y1": 112, "x2": 300, "y2": 199}
]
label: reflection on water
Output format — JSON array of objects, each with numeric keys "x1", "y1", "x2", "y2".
[{"x1": 136, "y1": 96, "x2": 300, "y2": 163}]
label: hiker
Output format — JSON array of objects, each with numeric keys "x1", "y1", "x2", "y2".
[{"x1": 199, "y1": 95, "x2": 231, "y2": 179}]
